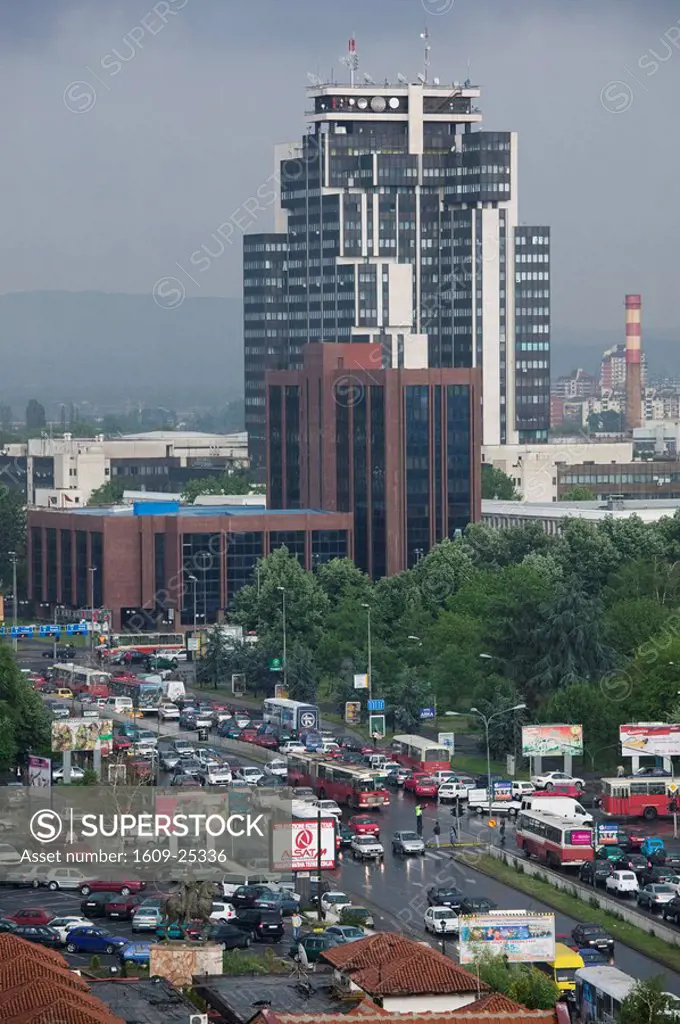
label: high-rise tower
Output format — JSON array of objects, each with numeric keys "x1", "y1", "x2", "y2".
[
  {"x1": 244, "y1": 50, "x2": 551, "y2": 468},
  {"x1": 625, "y1": 293, "x2": 642, "y2": 430}
]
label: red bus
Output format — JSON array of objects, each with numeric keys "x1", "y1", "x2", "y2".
[
  {"x1": 516, "y1": 810, "x2": 594, "y2": 869},
  {"x1": 600, "y1": 776, "x2": 679, "y2": 822},
  {"x1": 288, "y1": 756, "x2": 390, "y2": 810},
  {"x1": 103, "y1": 632, "x2": 185, "y2": 657},
  {"x1": 390, "y1": 734, "x2": 451, "y2": 773},
  {"x1": 50, "y1": 664, "x2": 111, "y2": 698}
]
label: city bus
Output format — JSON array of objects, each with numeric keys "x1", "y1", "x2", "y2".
[
  {"x1": 390, "y1": 735, "x2": 451, "y2": 773},
  {"x1": 262, "y1": 698, "x2": 320, "y2": 734},
  {"x1": 49, "y1": 664, "x2": 111, "y2": 698},
  {"x1": 537, "y1": 943, "x2": 584, "y2": 998},
  {"x1": 288, "y1": 755, "x2": 390, "y2": 810},
  {"x1": 515, "y1": 810, "x2": 594, "y2": 869},
  {"x1": 105, "y1": 633, "x2": 185, "y2": 656},
  {"x1": 600, "y1": 776, "x2": 679, "y2": 821},
  {"x1": 109, "y1": 676, "x2": 164, "y2": 712}
]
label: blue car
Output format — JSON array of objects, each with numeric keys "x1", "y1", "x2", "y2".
[
  {"x1": 119, "y1": 940, "x2": 152, "y2": 965},
  {"x1": 65, "y1": 926, "x2": 127, "y2": 955},
  {"x1": 577, "y1": 947, "x2": 609, "y2": 965}
]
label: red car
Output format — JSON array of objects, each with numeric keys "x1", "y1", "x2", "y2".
[
  {"x1": 360, "y1": 745, "x2": 377, "y2": 755},
  {"x1": 113, "y1": 735, "x2": 133, "y2": 753},
  {"x1": 239, "y1": 727, "x2": 259, "y2": 743},
  {"x1": 105, "y1": 895, "x2": 143, "y2": 920},
  {"x1": 9, "y1": 907, "x2": 54, "y2": 926},
  {"x1": 404, "y1": 773, "x2": 438, "y2": 797},
  {"x1": 253, "y1": 734, "x2": 279, "y2": 750},
  {"x1": 79, "y1": 880, "x2": 146, "y2": 897},
  {"x1": 348, "y1": 814, "x2": 381, "y2": 837}
]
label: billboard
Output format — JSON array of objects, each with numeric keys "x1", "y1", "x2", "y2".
[
  {"x1": 438, "y1": 732, "x2": 455, "y2": 753},
  {"x1": 353, "y1": 673, "x2": 369, "y2": 690},
  {"x1": 271, "y1": 819, "x2": 336, "y2": 872},
  {"x1": 28, "y1": 755, "x2": 51, "y2": 788},
  {"x1": 620, "y1": 724, "x2": 680, "y2": 758},
  {"x1": 458, "y1": 912, "x2": 555, "y2": 964},
  {"x1": 522, "y1": 724, "x2": 583, "y2": 757},
  {"x1": 569, "y1": 829, "x2": 593, "y2": 846},
  {"x1": 492, "y1": 780, "x2": 513, "y2": 802},
  {"x1": 51, "y1": 718, "x2": 113, "y2": 753},
  {"x1": 345, "y1": 702, "x2": 361, "y2": 725}
]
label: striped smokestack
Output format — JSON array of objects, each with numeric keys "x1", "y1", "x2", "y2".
[{"x1": 625, "y1": 293, "x2": 642, "y2": 430}]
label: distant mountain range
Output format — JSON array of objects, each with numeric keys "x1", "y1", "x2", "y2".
[{"x1": 0, "y1": 292, "x2": 674, "y2": 410}]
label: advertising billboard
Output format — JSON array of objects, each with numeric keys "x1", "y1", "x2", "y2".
[
  {"x1": 458, "y1": 912, "x2": 556, "y2": 964},
  {"x1": 569, "y1": 829, "x2": 593, "y2": 846},
  {"x1": 438, "y1": 732, "x2": 455, "y2": 753},
  {"x1": 353, "y1": 673, "x2": 369, "y2": 690},
  {"x1": 492, "y1": 780, "x2": 513, "y2": 802},
  {"x1": 51, "y1": 719, "x2": 113, "y2": 753},
  {"x1": 345, "y1": 702, "x2": 361, "y2": 725},
  {"x1": 620, "y1": 724, "x2": 680, "y2": 758},
  {"x1": 271, "y1": 819, "x2": 336, "y2": 872},
  {"x1": 522, "y1": 724, "x2": 583, "y2": 757},
  {"x1": 28, "y1": 755, "x2": 51, "y2": 788}
]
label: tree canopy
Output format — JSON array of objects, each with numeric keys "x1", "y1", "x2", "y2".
[
  {"x1": 0, "y1": 646, "x2": 52, "y2": 768},
  {"x1": 481, "y1": 464, "x2": 521, "y2": 500},
  {"x1": 181, "y1": 472, "x2": 264, "y2": 503}
]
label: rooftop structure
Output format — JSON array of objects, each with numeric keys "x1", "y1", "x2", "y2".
[{"x1": 482, "y1": 497, "x2": 680, "y2": 534}]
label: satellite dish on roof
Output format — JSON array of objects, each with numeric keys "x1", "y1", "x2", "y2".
[{"x1": 397, "y1": 73, "x2": 408, "y2": 85}]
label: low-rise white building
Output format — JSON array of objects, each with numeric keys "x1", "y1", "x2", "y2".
[
  {"x1": 482, "y1": 441, "x2": 634, "y2": 502},
  {"x1": 482, "y1": 497, "x2": 680, "y2": 534}
]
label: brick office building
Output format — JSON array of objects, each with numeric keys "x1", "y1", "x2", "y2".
[
  {"x1": 266, "y1": 344, "x2": 481, "y2": 577},
  {"x1": 27, "y1": 501, "x2": 353, "y2": 631}
]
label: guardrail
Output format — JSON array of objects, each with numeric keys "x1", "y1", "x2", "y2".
[{"x1": 483, "y1": 843, "x2": 680, "y2": 948}]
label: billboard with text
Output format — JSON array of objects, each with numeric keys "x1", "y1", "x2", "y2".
[
  {"x1": 522, "y1": 724, "x2": 583, "y2": 757},
  {"x1": 459, "y1": 912, "x2": 555, "y2": 964},
  {"x1": 620, "y1": 724, "x2": 680, "y2": 758}
]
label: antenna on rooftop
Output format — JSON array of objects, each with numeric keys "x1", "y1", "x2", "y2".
[
  {"x1": 340, "y1": 37, "x2": 359, "y2": 88},
  {"x1": 464, "y1": 58, "x2": 472, "y2": 88},
  {"x1": 363, "y1": 72, "x2": 375, "y2": 85},
  {"x1": 420, "y1": 26, "x2": 431, "y2": 83},
  {"x1": 307, "y1": 72, "x2": 322, "y2": 87}
]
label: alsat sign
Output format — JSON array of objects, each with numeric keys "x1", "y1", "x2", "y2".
[{"x1": 271, "y1": 819, "x2": 336, "y2": 871}]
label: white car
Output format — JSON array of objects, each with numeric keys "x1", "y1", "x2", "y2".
[
  {"x1": 320, "y1": 891, "x2": 352, "y2": 914},
  {"x1": 213, "y1": 710, "x2": 233, "y2": 724},
  {"x1": 351, "y1": 835, "x2": 384, "y2": 861},
  {"x1": 313, "y1": 799, "x2": 342, "y2": 820},
  {"x1": 201, "y1": 766, "x2": 233, "y2": 787},
  {"x1": 195, "y1": 748, "x2": 223, "y2": 769},
  {"x1": 665, "y1": 875, "x2": 680, "y2": 894},
  {"x1": 52, "y1": 766, "x2": 85, "y2": 783},
  {"x1": 530, "y1": 770, "x2": 585, "y2": 791},
  {"x1": 237, "y1": 766, "x2": 265, "y2": 786},
  {"x1": 424, "y1": 906, "x2": 459, "y2": 934},
  {"x1": 43, "y1": 868, "x2": 93, "y2": 891},
  {"x1": 155, "y1": 648, "x2": 188, "y2": 662},
  {"x1": 48, "y1": 916, "x2": 92, "y2": 944},
  {"x1": 605, "y1": 870, "x2": 640, "y2": 897},
  {"x1": 158, "y1": 703, "x2": 180, "y2": 721},
  {"x1": 430, "y1": 771, "x2": 457, "y2": 787},
  {"x1": 438, "y1": 780, "x2": 470, "y2": 802},
  {"x1": 210, "y1": 901, "x2": 236, "y2": 921},
  {"x1": 234, "y1": 714, "x2": 251, "y2": 729},
  {"x1": 264, "y1": 759, "x2": 288, "y2": 778},
  {"x1": 511, "y1": 780, "x2": 536, "y2": 799},
  {"x1": 280, "y1": 742, "x2": 307, "y2": 756}
]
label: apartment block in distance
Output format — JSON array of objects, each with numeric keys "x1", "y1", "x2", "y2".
[
  {"x1": 244, "y1": 51, "x2": 551, "y2": 469},
  {"x1": 266, "y1": 343, "x2": 481, "y2": 577}
]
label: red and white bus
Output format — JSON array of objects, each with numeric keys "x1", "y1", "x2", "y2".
[
  {"x1": 600, "y1": 776, "x2": 679, "y2": 822},
  {"x1": 49, "y1": 664, "x2": 111, "y2": 698},
  {"x1": 103, "y1": 632, "x2": 185, "y2": 657},
  {"x1": 516, "y1": 810, "x2": 594, "y2": 869},
  {"x1": 288, "y1": 756, "x2": 389, "y2": 810},
  {"x1": 390, "y1": 734, "x2": 451, "y2": 773}
]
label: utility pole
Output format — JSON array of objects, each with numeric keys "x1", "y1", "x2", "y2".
[
  {"x1": 9, "y1": 551, "x2": 17, "y2": 651},
  {"x1": 88, "y1": 567, "x2": 96, "y2": 659},
  {"x1": 362, "y1": 603, "x2": 372, "y2": 702},
  {"x1": 278, "y1": 587, "x2": 287, "y2": 692}
]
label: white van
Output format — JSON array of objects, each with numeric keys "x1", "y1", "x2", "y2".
[
  {"x1": 520, "y1": 794, "x2": 592, "y2": 824},
  {"x1": 105, "y1": 696, "x2": 133, "y2": 713}
]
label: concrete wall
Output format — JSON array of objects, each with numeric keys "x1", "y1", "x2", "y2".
[{"x1": 482, "y1": 442, "x2": 634, "y2": 502}]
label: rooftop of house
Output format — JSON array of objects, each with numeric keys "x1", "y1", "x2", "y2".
[
  {"x1": 88, "y1": 978, "x2": 198, "y2": 1024},
  {"x1": 320, "y1": 933, "x2": 490, "y2": 997},
  {"x1": 195, "y1": 973, "x2": 365, "y2": 1023}
]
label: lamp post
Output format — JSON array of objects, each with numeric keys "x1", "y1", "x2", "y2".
[
  {"x1": 88, "y1": 567, "x2": 96, "y2": 658},
  {"x1": 448, "y1": 704, "x2": 526, "y2": 804},
  {"x1": 188, "y1": 575, "x2": 198, "y2": 633},
  {"x1": 362, "y1": 603, "x2": 372, "y2": 703},
  {"x1": 8, "y1": 551, "x2": 17, "y2": 651},
  {"x1": 277, "y1": 586, "x2": 287, "y2": 692}
]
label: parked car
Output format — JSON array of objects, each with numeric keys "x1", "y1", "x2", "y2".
[
  {"x1": 351, "y1": 835, "x2": 384, "y2": 861},
  {"x1": 319, "y1": 891, "x2": 352, "y2": 915},
  {"x1": 426, "y1": 886, "x2": 463, "y2": 910},
  {"x1": 571, "y1": 923, "x2": 615, "y2": 959},
  {"x1": 637, "y1": 884, "x2": 676, "y2": 911},
  {"x1": 119, "y1": 940, "x2": 153, "y2": 965},
  {"x1": 65, "y1": 926, "x2": 127, "y2": 955},
  {"x1": 530, "y1": 770, "x2": 585, "y2": 791},
  {"x1": 324, "y1": 925, "x2": 365, "y2": 944},
  {"x1": 232, "y1": 908, "x2": 285, "y2": 942},
  {"x1": 605, "y1": 870, "x2": 640, "y2": 898},
  {"x1": 80, "y1": 880, "x2": 145, "y2": 897},
  {"x1": 9, "y1": 907, "x2": 54, "y2": 926},
  {"x1": 579, "y1": 860, "x2": 614, "y2": 887},
  {"x1": 0, "y1": 918, "x2": 17, "y2": 933},
  {"x1": 204, "y1": 922, "x2": 253, "y2": 949},
  {"x1": 131, "y1": 906, "x2": 163, "y2": 933},
  {"x1": 81, "y1": 892, "x2": 123, "y2": 918},
  {"x1": 392, "y1": 830, "x2": 426, "y2": 856},
  {"x1": 52, "y1": 766, "x2": 85, "y2": 783},
  {"x1": 105, "y1": 896, "x2": 143, "y2": 920},
  {"x1": 348, "y1": 815, "x2": 380, "y2": 837},
  {"x1": 13, "y1": 924, "x2": 62, "y2": 948},
  {"x1": 289, "y1": 931, "x2": 339, "y2": 961},
  {"x1": 253, "y1": 892, "x2": 299, "y2": 916},
  {"x1": 424, "y1": 906, "x2": 459, "y2": 934},
  {"x1": 42, "y1": 868, "x2": 93, "y2": 892},
  {"x1": 47, "y1": 916, "x2": 91, "y2": 944},
  {"x1": 338, "y1": 906, "x2": 374, "y2": 929},
  {"x1": 232, "y1": 885, "x2": 275, "y2": 909}
]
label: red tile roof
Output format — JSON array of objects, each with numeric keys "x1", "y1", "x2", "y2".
[
  {"x1": 0, "y1": 935, "x2": 124, "y2": 1024},
  {"x1": 320, "y1": 934, "x2": 489, "y2": 996},
  {"x1": 458, "y1": 994, "x2": 530, "y2": 1013},
  {"x1": 253, "y1": 1009, "x2": 559, "y2": 1024}
]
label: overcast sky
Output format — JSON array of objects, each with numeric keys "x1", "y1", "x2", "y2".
[{"x1": 3, "y1": 0, "x2": 679, "y2": 334}]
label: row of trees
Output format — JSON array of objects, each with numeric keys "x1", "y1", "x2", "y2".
[{"x1": 197, "y1": 510, "x2": 680, "y2": 766}]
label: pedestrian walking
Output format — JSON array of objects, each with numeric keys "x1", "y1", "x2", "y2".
[
  {"x1": 449, "y1": 823, "x2": 457, "y2": 845},
  {"x1": 291, "y1": 910, "x2": 303, "y2": 943},
  {"x1": 499, "y1": 819, "x2": 506, "y2": 847},
  {"x1": 415, "y1": 803, "x2": 423, "y2": 836},
  {"x1": 433, "y1": 819, "x2": 441, "y2": 848}
]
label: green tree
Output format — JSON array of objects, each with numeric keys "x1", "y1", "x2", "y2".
[
  {"x1": 604, "y1": 597, "x2": 670, "y2": 657},
  {"x1": 0, "y1": 646, "x2": 51, "y2": 769},
  {"x1": 87, "y1": 481, "x2": 126, "y2": 506},
  {"x1": 474, "y1": 951, "x2": 559, "y2": 1010},
  {"x1": 0, "y1": 489, "x2": 26, "y2": 590},
  {"x1": 413, "y1": 539, "x2": 476, "y2": 615},
  {"x1": 25, "y1": 398, "x2": 46, "y2": 429},
  {"x1": 181, "y1": 472, "x2": 262, "y2": 503},
  {"x1": 559, "y1": 485, "x2": 594, "y2": 501},
  {"x1": 471, "y1": 679, "x2": 527, "y2": 759},
  {"x1": 481, "y1": 464, "x2": 521, "y2": 500},
  {"x1": 553, "y1": 518, "x2": 621, "y2": 594},
  {"x1": 543, "y1": 680, "x2": 622, "y2": 770},
  {"x1": 619, "y1": 976, "x2": 678, "y2": 1024},
  {"x1": 530, "y1": 583, "x2": 614, "y2": 696},
  {"x1": 197, "y1": 628, "x2": 233, "y2": 689}
]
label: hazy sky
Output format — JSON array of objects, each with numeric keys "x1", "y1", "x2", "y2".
[{"x1": 3, "y1": 0, "x2": 680, "y2": 335}]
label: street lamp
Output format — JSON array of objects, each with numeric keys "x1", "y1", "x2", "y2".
[
  {"x1": 277, "y1": 587, "x2": 287, "y2": 691},
  {"x1": 479, "y1": 653, "x2": 493, "y2": 661},
  {"x1": 361, "y1": 603, "x2": 372, "y2": 702},
  {"x1": 448, "y1": 704, "x2": 526, "y2": 802},
  {"x1": 187, "y1": 575, "x2": 198, "y2": 633}
]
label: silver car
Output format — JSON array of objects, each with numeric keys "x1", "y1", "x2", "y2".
[{"x1": 392, "y1": 830, "x2": 426, "y2": 856}]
